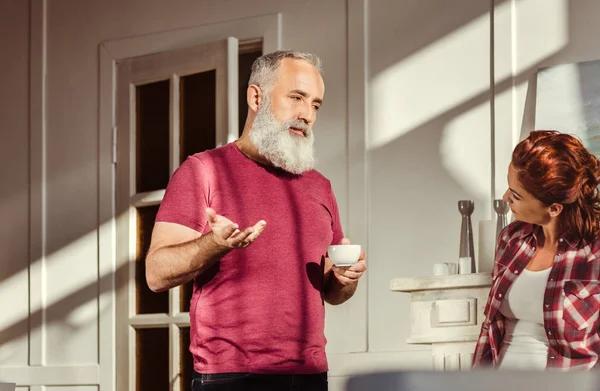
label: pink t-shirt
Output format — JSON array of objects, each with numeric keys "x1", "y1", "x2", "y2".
[{"x1": 156, "y1": 142, "x2": 344, "y2": 374}]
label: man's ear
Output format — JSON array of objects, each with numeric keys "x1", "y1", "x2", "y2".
[
  {"x1": 247, "y1": 84, "x2": 262, "y2": 113},
  {"x1": 548, "y1": 203, "x2": 563, "y2": 217}
]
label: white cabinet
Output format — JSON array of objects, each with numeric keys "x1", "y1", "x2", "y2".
[{"x1": 390, "y1": 273, "x2": 492, "y2": 370}]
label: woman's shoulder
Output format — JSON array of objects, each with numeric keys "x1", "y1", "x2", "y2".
[{"x1": 499, "y1": 220, "x2": 532, "y2": 242}]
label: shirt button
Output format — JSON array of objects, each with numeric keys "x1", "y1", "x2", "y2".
[
  {"x1": 550, "y1": 278, "x2": 554, "y2": 282},
  {"x1": 559, "y1": 238, "x2": 564, "y2": 242},
  {"x1": 548, "y1": 330, "x2": 552, "y2": 335},
  {"x1": 498, "y1": 293, "x2": 503, "y2": 298},
  {"x1": 545, "y1": 304, "x2": 550, "y2": 308},
  {"x1": 550, "y1": 356, "x2": 555, "y2": 360},
  {"x1": 514, "y1": 270, "x2": 519, "y2": 274}
]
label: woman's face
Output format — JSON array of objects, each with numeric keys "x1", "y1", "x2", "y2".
[{"x1": 502, "y1": 164, "x2": 553, "y2": 225}]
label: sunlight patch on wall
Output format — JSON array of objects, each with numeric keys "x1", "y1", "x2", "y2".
[
  {"x1": 369, "y1": 11, "x2": 490, "y2": 150},
  {"x1": 441, "y1": 99, "x2": 491, "y2": 209},
  {"x1": 0, "y1": 268, "x2": 29, "y2": 336},
  {"x1": 513, "y1": 0, "x2": 569, "y2": 76},
  {"x1": 0, "y1": 227, "x2": 112, "y2": 365},
  {"x1": 492, "y1": 84, "x2": 525, "y2": 199},
  {"x1": 44, "y1": 230, "x2": 99, "y2": 317},
  {"x1": 0, "y1": 263, "x2": 28, "y2": 365}
]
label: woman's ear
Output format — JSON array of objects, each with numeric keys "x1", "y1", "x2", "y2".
[
  {"x1": 548, "y1": 203, "x2": 563, "y2": 217},
  {"x1": 247, "y1": 84, "x2": 262, "y2": 113}
]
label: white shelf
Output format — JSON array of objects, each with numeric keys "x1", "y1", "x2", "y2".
[
  {"x1": 390, "y1": 272, "x2": 493, "y2": 370},
  {"x1": 390, "y1": 272, "x2": 492, "y2": 292}
]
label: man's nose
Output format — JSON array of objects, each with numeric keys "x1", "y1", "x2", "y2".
[{"x1": 297, "y1": 104, "x2": 314, "y2": 125}]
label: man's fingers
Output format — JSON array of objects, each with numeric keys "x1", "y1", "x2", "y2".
[
  {"x1": 233, "y1": 221, "x2": 266, "y2": 247},
  {"x1": 206, "y1": 207, "x2": 219, "y2": 224},
  {"x1": 229, "y1": 226, "x2": 254, "y2": 244},
  {"x1": 340, "y1": 237, "x2": 351, "y2": 245},
  {"x1": 333, "y1": 268, "x2": 362, "y2": 280},
  {"x1": 348, "y1": 260, "x2": 367, "y2": 272},
  {"x1": 333, "y1": 274, "x2": 355, "y2": 285},
  {"x1": 220, "y1": 223, "x2": 240, "y2": 240},
  {"x1": 210, "y1": 219, "x2": 266, "y2": 248},
  {"x1": 249, "y1": 221, "x2": 266, "y2": 240},
  {"x1": 243, "y1": 221, "x2": 266, "y2": 243}
]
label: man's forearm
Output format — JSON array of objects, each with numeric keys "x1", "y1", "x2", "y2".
[
  {"x1": 146, "y1": 232, "x2": 229, "y2": 292},
  {"x1": 323, "y1": 274, "x2": 358, "y2": 305}
]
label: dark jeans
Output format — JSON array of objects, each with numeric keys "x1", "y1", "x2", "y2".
[{"x1": 191, "y1": 371, "x2": 328, "y2": 391}]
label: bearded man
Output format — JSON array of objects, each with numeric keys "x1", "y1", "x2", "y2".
[{"x1": 145, "y1": 51, "x2": 368, "y2": 391}]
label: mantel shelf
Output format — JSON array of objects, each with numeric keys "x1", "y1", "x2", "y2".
[
  {"x1": 406, "y1": 333, "x2": 483, "y2": 344},
  {"x1": 389, "y1": 272, "x2": 492, "y2": 370},
  {"x1": 390, "y1": 272, "x2": 492, "y2": 293}
]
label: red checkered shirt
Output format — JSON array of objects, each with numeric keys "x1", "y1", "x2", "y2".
[{"x1": 472, "y1": 220, "x2": 600, "y2": 370}]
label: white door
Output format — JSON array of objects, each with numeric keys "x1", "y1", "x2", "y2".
[{"x1": 114, "y1": 37, "x2": 262, "y2": 391}]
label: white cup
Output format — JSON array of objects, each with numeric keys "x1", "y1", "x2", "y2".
[
  {"x1": 327, "y1": 244, "x2": 361, "y2": 266},
  {"x1": 445, "y1": 262, "x2": 458, "y2": 275},
  {"x1": 433, "y1": 263, "x2": 450, "y2": 276},
  {"x1": 458, "y1": 257, "x2": 473, "y2": 274}
]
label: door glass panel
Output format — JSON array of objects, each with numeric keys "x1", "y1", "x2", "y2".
[
  {"x1": 136, "y1": 205, "x2": 168, "y2": 314},
  {"x1": 180, "y1": 70, "x2": 216, "y2": 162},
  {"x1": 180, "y1": 327, "x2": 193, "y2": 391},
  {"x1": 136, "y1": 328, "x2": 169, "y2": 391},
  {"x1": 180, "y1": 282, "x2": 193, "y2": 313},
  {"x1": 238, "y1": 49, "x2": 262, "y2": 136},
  {"x1": 136, "y1": 80, "x2": 170, "y2": 192}
]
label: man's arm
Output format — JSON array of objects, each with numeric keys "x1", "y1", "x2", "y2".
[
  {"x1": 146, "y1": 222, "x2": 224, "y2": 292},
  {"x1": 146, "y1": 208, "x2": 266, "y2": 292},
  {"x1": 323, "y1": 239, "x2": 367, "y2": 305},
  {"x1": 323, "y1": 262, "x2": 359, "y2": 305}
]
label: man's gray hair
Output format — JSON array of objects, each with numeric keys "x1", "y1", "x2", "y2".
[{"x1": 249, "y1": 50, "x2": 323, "y2": 92}]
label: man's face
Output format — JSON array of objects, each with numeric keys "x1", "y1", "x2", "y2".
[
  {"x1": 249, "y1": 59, "x2": 325, "y2": 175},
  {"x1": 268, "y1": 58, "x2": 324, "y2": 130}
]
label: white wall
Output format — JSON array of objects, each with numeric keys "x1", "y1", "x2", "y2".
[
  {"x1": 366, "y1": 0, "x2": 492, "y2": 357},
  {"x1": 0, "y1": 0, "x2": 31, "y2": 370},
  {"x1": 1, "y1": 0, "x2": 354, "y2": 388},
  {"x1": 3, "y1": 0, "x2": 600, "y2": 390},
  {"x1": 492, "y1": 0, "x2": 600, "y2": 203}
]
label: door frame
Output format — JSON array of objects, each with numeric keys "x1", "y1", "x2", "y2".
[{"x1": 98, "y1": 14, "x2": 281, "y2": 391}]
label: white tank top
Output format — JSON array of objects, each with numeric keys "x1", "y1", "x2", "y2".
[{"x1": 497, "y1": 267, "x2": 551, "y2": 370}]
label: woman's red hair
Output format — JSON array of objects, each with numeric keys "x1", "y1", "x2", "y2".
[{"x1": 511, "y1": 130, "x2": 600, "y2": 242}]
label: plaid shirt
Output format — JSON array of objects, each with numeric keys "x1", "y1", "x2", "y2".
[{"x1": 472, "y1": 221, "x2": 600, "y2": 370}]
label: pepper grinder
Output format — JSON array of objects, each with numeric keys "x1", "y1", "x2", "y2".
[
  {"x1": 494, "y1": 199, "x2": 510, "y2": 246},
  {"x1": 458, "y1": 200, "x2": 476, "y2": 273}
]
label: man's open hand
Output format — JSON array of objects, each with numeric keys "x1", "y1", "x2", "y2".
[{"x1": 205, "y1": 207, "x2": 266, "y2": 249}]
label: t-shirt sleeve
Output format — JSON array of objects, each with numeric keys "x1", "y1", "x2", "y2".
[
  {"x1": 155, "y1": 156, "x2": 208, "y2": 233},
  {"x1": 329, "y1": 184, "x2": 345, "y2": 245}
]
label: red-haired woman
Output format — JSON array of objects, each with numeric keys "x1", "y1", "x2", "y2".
[{"x1": 473, "y1": 130, "x2": 600, "y2": 370}]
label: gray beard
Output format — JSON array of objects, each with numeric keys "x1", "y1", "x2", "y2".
[{"x1": 249, "y1": 96, "x2": 316, "y2": 175}]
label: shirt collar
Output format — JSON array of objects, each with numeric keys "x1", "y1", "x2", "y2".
[{"x1": 520, "y1": 223, "x2": 582, "y2": 248}]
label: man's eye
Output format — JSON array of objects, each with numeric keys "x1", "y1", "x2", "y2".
[
  {"x1": 291, "y1": 96, "x2": 302, "y2": 101},
  {"x1": 313, "y1": 105, "x2": 320, "y2": 111}
]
